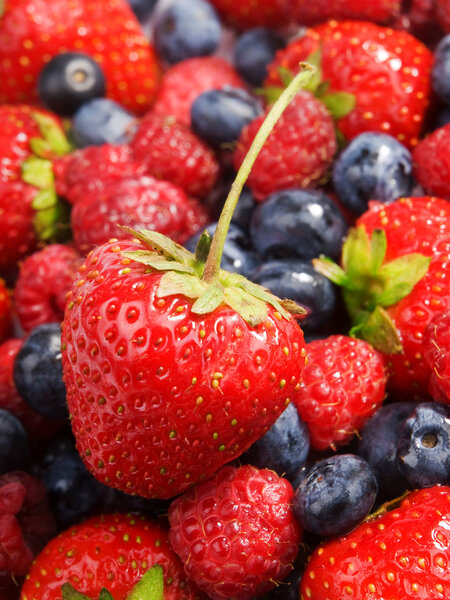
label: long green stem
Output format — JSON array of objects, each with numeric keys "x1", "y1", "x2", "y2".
[{"x1": 201, "y1": 63, "x2": 316, "y2": 284}]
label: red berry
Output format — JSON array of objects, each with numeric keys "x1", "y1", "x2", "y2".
[
  {"x1": 291, "y1": 0, "x2": 401, "y2": 25},
  {"x1": 207, "y1": 0, "x2": 291, "y2": 29},
  {"x1": 422, "y1": 311, "x2": 450, "y2": 403},
  {"x1": 413, "y1": 125, "x2": 450, "y2": 200}
]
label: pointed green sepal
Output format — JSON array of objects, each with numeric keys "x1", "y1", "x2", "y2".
[
  {"x1": 319, "y1": 91, "x2": 356, "y2": 120},
  {"x1": 313, "y1": 256, "x2": 349, "y2": 287},
  {"x1": 31, "y1": 110, "x2": 73, "y2": 156},
  {"x1": 223, "y1": 286, "x2": 268, "y2": 326},
  {"x1": 61, "y1": 584, "x2": 92, "y2": 600},
  {"x1": 121, "y1": 251, "x2": 195, "y2": 275},
  {"x1": 30, "y1": 136, "x2": 53, "y2": 159},
  {"x1": 194, "y1": 230, "x2": 213, "y2": 265},
  {"x1": 126, "y1": 565, "x2": 164, "y2": 600},
  {"x1": 22, "y1": 156, "x2": 54, "y2": 189},
  {"x1": 32, "y1": 188, "x2": 58, "y2": 211},
  {"x1": 157, "y1": 271, "x2": 208, "y2": 299},
  {"x1": 277, "y1": 65, "x2": 294, "y2": 88},
  {"x1": 256, "y1": 85, "x2": 284, "y2": 105},
  {"x1": 378, "y1": 253, "x2": 432, "y2": 307},
  {"x1": 32, "y1": 195, "x2": 71, "y2": 242},
  {"x1": 280, "y1": 298, "x2": 308, "y2": 317},
  {"x1": 120, "y1": 227, "x2": 195, "y2": 265},
  {"x1": 351, "y1": 305, "x2": 403, "y2": 354},
  {"x1": 191, "y1": 283, "x2": 224, "y2": 315},
  {"x1": 302, "y1": 48, "x2": 323, "y2": 93},
  {"x1": 98, "y1": 591, "x2": 114, "y2": 600}
]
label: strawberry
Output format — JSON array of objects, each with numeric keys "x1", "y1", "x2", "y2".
[
  {"x1": 206, "y1": 0, "x2": 291, "y2": 29},
  {"x1": 152, "y1": 56, "x2": 245, "y2": 127},
  {"x1": 423, "y1": 310, "x2": 450, "y2": 403},
  {"x1": 70, "y1": 176, "x2": 209, "y2": 254},
  {"x1": 169, "y1": 464, "x2": 300, "y2": 600},
  {"x1": 436, "y1": 0, "x2": 450, "y2": 32},
  {"x1": 265, "y1": 20, "x2": 433, "y2": 148},
  {"x1": 413, "y1": 124, "x2": 450, "y2": 199},
  {"x1": 291, "y1": 0, "x2": 401, "y2": 25},
  {"x1": 0, "y1": 278, "x2": 13, "y2": 343},
  {"x1": 300, "y1": 485, "x2": 450, "y2": 599},
  {"x1": 130, "y1": 113, "x2": 220, "y2": 199},
  {"x1": 232, "y1": 90, "x2": 337, "y2": 201},
  {"x1": 293, "y1": 335, "x2": 387, "y2": 451},
  {"x1": 20, "y1": 513, "x2": 203, "y2": 600},
  {"x1": 0, "y1": 0, "x2": 160, "y2": 115}
]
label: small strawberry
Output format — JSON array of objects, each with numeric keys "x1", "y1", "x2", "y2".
[
  {"x1": 423, "y1": 310, "x2": 450, "y2": 404},
  {"x1": 0, "y1": 0, "x2": 161, "y2": 115},
  {"x1": 233, "y1": 90, "x2": 337, "y2": 201},
  {"x1": 169, "y1": 464, "x2": 301, "y2": 600},
  {"x1": 413, "y1": 124, "x2": 450, "y2": 199},
  {"x1": 291, "y1": 0, "x2": 401, "y2": 25},
  {"x1": 130, "y1": 113, "x2": 220, "y2": 199},
  {"x1": 293, "y1": 335, "x2": 387, "y2": 451},
  {"x1": 300, "y1": 486, "x2": 450, "y2": 599},
  {"x1": 70, "y1": 176, "x2": 209, "y2": 254},
  {"x1": 14, "y1": 244, "x2": 82, "y2": 333},
  {"x1": 20, "y1": 513, "x2": 203, "y2": 600},
  {"x1": 207, "y1": 0, "x2": 291, "y2": 29},
  {"x1": 152, "y1": 56, "x2": 245, "y2": 126},
  {"x1": 265, "y1": 20, "x2": 433, "y2": 148}
]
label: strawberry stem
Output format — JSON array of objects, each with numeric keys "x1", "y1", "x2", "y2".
[{"x1": 201, "y1": 63, "x2": 316, "y2": 285}]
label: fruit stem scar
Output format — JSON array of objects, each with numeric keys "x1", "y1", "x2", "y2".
[{"x1": 201, "y1": 63, "x2": 316, "y2": 285}]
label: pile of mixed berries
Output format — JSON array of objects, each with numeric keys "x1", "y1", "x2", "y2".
[{"x1": 1, "y1": 0, "x2": 450, "y2": 599}]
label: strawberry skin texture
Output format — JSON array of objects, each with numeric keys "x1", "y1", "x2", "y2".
[
  {"x1": 20, "y1": 513, "x2": 203, "y2": 600},
  {"x1": 0, "y1": 0, "x2": 160, "y2": 115},
  {"x1": 300, "y1": 486, "x2": 450, "y2": 599},
  {"x1": 266, "y1": 20, "x2": 433, "y2": 148},
  {"x1": 169, "y1": 464, "x2": 300, "y2": 600},
  {"x1": 61, "y1": 239, "x2": 307, "y2": 500}
]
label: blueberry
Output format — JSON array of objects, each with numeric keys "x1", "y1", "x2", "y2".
[
  {"x1": 242, "y1": 403, "x2": 310, "y2": 481},
  {"x1": 232, "y1": 187, "x2": 256, "y2": 233},
  {"x1": 71, "y1": 98, "x2": 137, "y2": 147},
  {"x1": 191, "y1": 87, "x2": 262, "y2": 149},
  {"x1": 38, "y1": 52, "x2": 106, "y2": 117},
  {"x1": 332, "y1": 132, "x2": 413, "y2": 216},
  {"x1": 433, "y1": 105, "x2": 450, "y2": 130},
  {"x1": 184, "y1": 222, "x2": 261, "y2": 277},
  {"x1": 260, "y1": 564, "x2": 304, "y2": 600},
  {"x1": 127, "y1": 0, "x2": 158, "y2": 23},
  {"x1": 249, "y1": 259, "x2": 338, "y2": 336},
  {"x1": 293, "y1": 454, "x2": 378, "y2": 537},
  {"x1": 153, "y1": 0, "x2": 221, "y2": 65},
  {"x1": 397, "y1": 402, "x2": 450, "y2": 488},
  {"x1": 0, "y1": 408, "x2": 29, "y2": 474},
  {"x1": 13, "y1": 323, "x2": 67, "y2": 419},
  {"x1": 250, "y1": 189, "x2": 348, "y2": 261},
  {"x1": 432, "y1": 34, "x2": 450, "y2": 104},
  {"x1": 357, "y1": 401, "x2": 417, "y2": 499},
  {"x1": 234, "y1": 27, "x2": 286, "y2": 87}
]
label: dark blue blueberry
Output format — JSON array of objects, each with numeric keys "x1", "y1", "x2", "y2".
[
  {"x1": 293, "y1": 454, "x2": 378, "y2": 537},
  {"x1": 0, "y1": 408, "x2": 29, "y2": 474},
  {"x1": 234, "y1": 27, "x2": 285, "y2": 87},
  {"x1": 38, "y1": 52, "x2": 106, "y2": 117},
  {"x1": 332, "y1": 132, "x2": 413, "y2": 216},
  {"x1": 250, "y1": 189, "x2": 348, "y2": 261},
  {"x1": 191, "y1": 87, "x2": 262, "y2": 149},
  {"x1": 231, "y1": 187, "x2": 256, "y2": 233},
  {"x1": 71, "y1": 98, "x2": 137, "y2": 148},
  {"x1": 397, "y1": 402, "x2": 450, "y2": 488},
  {"x1": 13, "y1": 323, "x2": 67, "y2": 420},
  {"x1": 127, "y1": 0, "x2": 158, "y2": 23},
  {"x1": 153, "y1": 0, "x2": 221, "y2": 65},
  {"x1": 357, "y1": 401, "x2": 417, "y2": 499},
  {"x1": 249, "y1": 259, "x2": 338, "y2": 336},
  {"x1": 184, "y1": 222, "x2": 261, "y2": 277},
  {"x1": 260, "y1": 564, "x2": 304, "y2": 600},
  {"x1": 432, "y1": 34, "x2": 450, "y2": 104},
  {"x1": 242, "y1": 403, "x2": 310, "y2": 481},
  {"x1": 433, "y1": 105, "x2": 450, "y2": 130}
]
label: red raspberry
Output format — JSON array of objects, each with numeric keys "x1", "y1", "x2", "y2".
[
  {"x1": 413, "y1": 124, "x2": 450, "y2": 200},
  {"x1": 169, "y1": 464, "x2": 300, "y2": 600},
  {"x1": 423, "y1": 310, "x2": 450, "y2": 404},
  {"x1": 14, "y1": 244, "x2": 82, "y2": 333},
  {"x1": 293, "y1": 335, "x2": 387, "y2": 450},
  {"x1": 130, "y1": 113, "x2": 220, "y2": 199}
]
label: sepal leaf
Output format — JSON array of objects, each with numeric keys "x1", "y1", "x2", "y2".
[
  {"x1": 61, "y1": 584, "x2": 92, "y2": 600},
  {"x1": 121, "y1": 251, "x2": 195, "y2": 274},
  {"x1": 378, "y1": 253, "x2": 432, "y2": 306},
  {"x1": 351, "y1": 306, "x2": 403, "y2": 354},
  {"x1": 223, "y1": 286, "x2": 268, "y2": 326},
  {"x1": 320, "y1": 91, "x2": 356, "y2": 120},
  {"x1": 191, "y1": 284, "x2": 224, "y2": 314},
  {"x1": 157, "y1": 272, "x2": 207, "y2": 299},
  {"x1": 127, "y1": 565, "x2": 164, "y2": 600},
  {"x1": 120, "y1": 227, "x2": 195, "y2": 265}
]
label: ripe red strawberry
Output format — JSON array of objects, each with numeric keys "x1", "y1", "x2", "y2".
[
  {"x1": 169, "y1": 464, "x2": 300, "y2": 600},
  {"x1": 293, "y1": 335, "x2": 387, "y2": 451},
  {"x1": 423, "y1": 310, "x2": 450, "y2": 404},
  {"x1": 0, "y1": 0, "x2": 161, "y2": 115},
  {"x1": 207, "y1": 0, "x2": 291, "y2": 29},
  {"x1": 233, "y1": 90, "x2": 337, "y2": 201},
  {"x1": 152, "y1": 56, "x2": 245, "y2": 126},
  {"x1": 14, "y1": 244, "x2": 82, "y2": 333},
  {"x1": 0, "y1": 471, "x2": 56, "y2": 598},
  {"x1": 265, "y1": 20, "x2": 433, "y2": 148},
  {"x1": 53, "y1": 144, "x2": 147, "y2": 206},
  {"x1": 300, "y1": 485, "x2": 450, "y2": 599},
  {"x1": 20, "y1": 513, "x2": 203, "y2": 600},
  {"x1": 292, "y1": 0, "x2": 401, "y2": 25},
  {"x1": 70, "y1": 176, "x2": 209, "y2": 254},
  {"x1": 0, "y1": 278, "x2": 13, "y2": 343},
  {"x1": 413, "y1": 125, "x2": 450, "y2": 199},
  {"x1": 0, "y1": 339, "x2": 64, "y2": 441},
  {"x1": 130, "y1": 113, "x2": 220, "y2": 199}
]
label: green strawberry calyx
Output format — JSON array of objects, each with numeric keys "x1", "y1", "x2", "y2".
[
  {"x1": 20, "y1": 110, "x2": 73, "y2": 243},
  {"x1": 313, "y1": 226, "x2": 432, "y2": 354},
  {"x1": 122, "y1": 65, "x2": 317, "y2": 326},
  {"x1": 61, "y1": 564, "x2": 164, "y2": 600}
]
